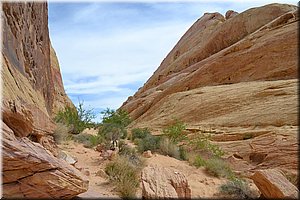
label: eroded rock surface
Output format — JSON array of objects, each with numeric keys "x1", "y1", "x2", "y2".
[
  {"x1": 141, "y1": 166, "x2": 191, "y2": 199},
  {"x1": 2, "y1": 2, "x2": 87, "y2": 198},
  {"x1": 2, "y1": 122, "x2": 89, "y2": 198},
  {"x1": 120, "y1": 2, "x2": 298, "y2": 189},
  {"x1": 251, "y1": 169, "x2": 299, "y2": 198}
]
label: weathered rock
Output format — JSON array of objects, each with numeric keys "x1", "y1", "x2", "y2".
[
  {"x1": 96, "y1": 169, "x2": 109, "y2": 179},
  {"x1": 143, "y1": 150, "x2": 153, "y2": 158},
  {"x1": 251, "y1": 169, "x2": 299, "y2": 198},
  {"x1": 2, "y1": 122, "x2": 89, "y2": 198},
  {"x1": 58, "y1": 150, "x2": 78, "y2": 165},
  {"x1": 225, "y1": 10, "x2": 238, "y2": 19},
  {"x1": 2, "y1": 2, "x2": 72, "y2": 141},
  {"x1": 120, "y1": 3, "x2": 298, "y2": 177},
  {"x1": 141, "y1": 166, "x2": 191, "y2": 199},
  {"x1": 2, "y1": 2, "x2": 84, "y2": 198}
]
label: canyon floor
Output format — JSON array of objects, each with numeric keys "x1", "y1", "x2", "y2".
[{"x1": 59, "y1": 129, "x2": 260, "y2": 199}]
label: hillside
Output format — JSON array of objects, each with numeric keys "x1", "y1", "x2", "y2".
[{"x1": 120, "y1": 3, "x2": 298, "y2": 180}]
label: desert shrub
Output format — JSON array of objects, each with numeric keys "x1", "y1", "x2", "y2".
[
  {"x1": 100, "y1": 108, "x2": 131, "y2": 141},
  {"x1": 163, "y1": 119, "x2": 187, "y2": 143},
  {"x1": 137, "y1": 134, "x2": 161, "y2": 153},
  {"x1": 220, "y1": 178, "x2": 256, "y2": 199},
  {"x1": 179, "y1": 146, "x2": 188, "y2": 161},
  {"x1": 72, "y1": 133, "x2": 95, "y2": 148},
  {"x1": 158, "y1": 137, "x2": 180, "y2": 159},
  {"x1": 105, "y1": 156, "x2": 142, "y2": 198},
  {"x1": 131, "y1": 128, "x2": 151, "y2": 141},
  {"x1": 193, "y1": 155, "x2": 207, "y2": 168},
  {"x1": 55, "y1": 101, "x2": 96, "y2": 134},
  {"x1": 89, "y1": 134, "x2": 105, "y2": 147},
  {"x1": 192, "y1": 134, "x2": 224, "y2": 158},
  {"x1": 53, "y1": 123, "x2": 72, "y2": 144},
  {"x1": 205, "y1": 157, "x2": 235, "y2": 178}
]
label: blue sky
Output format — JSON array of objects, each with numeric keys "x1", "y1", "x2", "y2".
[{"x1": 48, "y1": 0, "x2": 297, "y2": 122}]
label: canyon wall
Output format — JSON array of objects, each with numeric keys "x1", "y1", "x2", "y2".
[
  {"x1": 2, "y1": 2, "x2": 87, "y2": 198},
  {"x1": 121, "y1": 3, "x2": 298, "y2": 177}
]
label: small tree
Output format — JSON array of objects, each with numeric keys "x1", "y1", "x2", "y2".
[
  {"x1": 163, "y1": 119, "x2": 187, "y2": 143},
  {"x1": 100, "y1": 108, "x2": 131, "y2": 141},
  {"x1": 55, "y1": 101, "x2": 96, "y2": 134}
]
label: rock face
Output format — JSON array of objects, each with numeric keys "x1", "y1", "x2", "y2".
[
  {"x1": 120, "y1": 3, "x2": 298, "y2": 177},
  {"x1": 141, "y1": 166, "x2": 191, "y2": 199},
  {"x1": 251, "y1": 169, "x2": 299, "y2": 198},
  {"x1": 2, "y1": 122, "x2": 89, "y2": 198},
  {"x1": 2, "y1": 2, "x2": 86, "y2": 198}
]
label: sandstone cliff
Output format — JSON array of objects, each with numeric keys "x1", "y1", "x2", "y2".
[
  {"x1": 2, "y1": 2, "x2": 87, "y2": 198},
  {"x1": 121, "y1": 3, "x2": 298, "y2": 177}
]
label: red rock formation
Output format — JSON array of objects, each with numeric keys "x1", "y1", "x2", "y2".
[
  {"x1": 251, "y1": 169, "x2": 299, "y2": 198},
  {"x1": 2, "y1": 2, "x2": 87, "y2": 198},
  {"x1": 141, "y1": 166, "x2": 191, "y2": 199},
  {"x1": 120, "y1": 2, "x2": 298, "y2": 182}
]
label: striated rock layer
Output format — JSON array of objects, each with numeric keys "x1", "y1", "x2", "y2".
[
  {"x1": 1, "y1": 2, "x2": 87, "y2": 198},
  {"x1": 120, "y1": 3, "x2": 298, "y2": 178}
]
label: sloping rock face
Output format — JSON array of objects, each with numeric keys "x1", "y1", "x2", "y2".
[
  {"x1": 251, "y1": 169, "x2": 299, "y2": 198},
  {"x1": 2, "y1": 122, "x2": 89, "y2": 198},
  {"x1": 121, "y1": 3, "x2": 298, "y2": 179},
  {"x1": 141, "y1": 166, "x2": 191, "y2": 199},
  {"x1": 2, "y1": 2, "x2": 87, "y2": 198}
]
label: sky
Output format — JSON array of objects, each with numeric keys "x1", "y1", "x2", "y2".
[{"x1": 48, "y1": 0, "x2": 297, "y2": 122}]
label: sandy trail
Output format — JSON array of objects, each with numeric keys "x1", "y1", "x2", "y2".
[{"x1": 59, "y1": 129, "x2": 245, "y2": 198}]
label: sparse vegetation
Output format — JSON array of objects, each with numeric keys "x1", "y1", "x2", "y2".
[
  {"x1": 243, "y1": 133, "x2": 254, "y2": 140},
  {"x1": 158, "y1": 137, "x2": 180, "y2": 159},
  {"x1": 204, "y1": 157, "x2": 235, "y2": 178},
  {"x1": 131, "y1": 128, "x2": 151, "y2": 141},
  {"x1": 105, "y1": 155, "x2": 143, "y2": 198},
  {"x1": 193, "y1": 155, "x2": 207, "y2": 168},
  {"x1": 54, "y1": 101, "x2": 96, "y2": 134},
  {"x1": 220, "y1": 178, "x2": 256, "y2": 199},
  {"x1": 53, "y1": 122, "x2": 72, "y2": 144},
  {"x1": 100, "y1": 108, "x2": 131, "y2": 141},
  {"x1": 136, "y1": 134, "x2": 161, "y2": 153},
  {"x1": 163, "y1": 119, "x2": 187, "y2": 143},
  {"x1": 191, "y1": 134, "x2": 225, "y2": 158}
]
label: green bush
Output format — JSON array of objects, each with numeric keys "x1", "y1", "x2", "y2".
[
  {"x1": 163, "y1": 119, "x2": 187, "y2": 143},
  {"x1": 192, "y1": 134, "x2": 224, "y2": 158},
  {"x1": 137, "y1": 134, "x2": 161, "y2": 153},
  {"x1": 193, "y1": 155, "x2": 207, "y2": 168},
  {"x1": 72, "y1": 133, "x2": 92, "y2": 147},
  {"x1": 105, "y1": 156, "x2": 142, "y2": 198},
  {"x1": 204, "y1": 157, "x2": 235, "y2": 178},
  {"x1": 100, "y1": 108, "x2": 131, "y2": 141},
  {"x1": 131, "y1": 128, "x2": 151, "y2": 141},
  {"x1": 54, "y1": 101, "x2": 96, "y2": 134},
  {"x1": 179, "y1": 146, "x2": 188, "y2": 161},
  {"x1": 53, "y1": 123, "x2": 72, "y2": 144},
  {"x1": 220, "y1": 178, "x2": 256, "y2": 199},
  {"x1": 158, "y1": 137, "x2": 180, "y2": 159},
  {"x1": 89, "y1": 134, "x2": 105, "y2": 147}
]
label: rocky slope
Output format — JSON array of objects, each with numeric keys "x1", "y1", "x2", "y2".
[
  {"x1": 121, "y1": 3, "x2": 298, "y2": 181},
  {"x1": 2, "y1": 2, "x2": 86, "y2": 198}
]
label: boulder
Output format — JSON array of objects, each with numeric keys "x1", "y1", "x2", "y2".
[
  {"x1": 58, "y1": 150, "x2": 78, "y2": 165},
  {"x1": 143, "y1": 150, "x2": 153, "y2": 158},
  {"x1": 225, "y1": 10, "x2": 238, "y2": 19},
  {"x1": 141, "y1": 166, "x2": 191, "y2": 199},
  {"x1": 2, "y1": 122, "x2": 89, "y2": 198},
  {"x1": 251, "y1": 169, "x2": 299, "y2": 198}
]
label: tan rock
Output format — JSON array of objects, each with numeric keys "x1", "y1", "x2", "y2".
[
  {"x1": 225, "y1": 10, "x2": 238, "y2": 19},
  {"x1": 58, "y1": 150, "x2": 78, "y2": 165},
  {"x1": 251, "y1": 169, "x2": 299, "y2": 198},
  {"x1": 120, "y1": 3, "x2": 298, "y2": 177},
  {"x1": 141, "y1": 166, "x2": 191, "y2": 199},
  {"x1": 96, "y1": 169, "x2": 109, "y2": 179},
  {"x1": 2, "y1": 122, "x2": 88, "y2": 198},
  {"x1": 143, "y1": 150, "x2": 153, "y2": 158}
]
